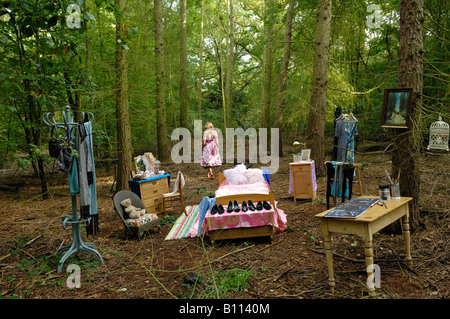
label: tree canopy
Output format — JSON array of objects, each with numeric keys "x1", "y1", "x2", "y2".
[{"x1": 0, "y1": 0, "x2": 448, "y2": 194}]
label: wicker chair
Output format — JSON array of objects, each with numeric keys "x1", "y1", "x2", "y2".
[{"x1": 113, "y1": 190, "x2": 161, "y2": 239}]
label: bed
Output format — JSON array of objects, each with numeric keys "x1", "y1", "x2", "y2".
[{"x1": 202, "y1": 171, "x2": 287, "y2": 244}]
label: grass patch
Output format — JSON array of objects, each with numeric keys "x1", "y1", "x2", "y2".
[
  {"x1": 181, "y1": 267, "x2": 253, "y2": 299},
  {"x1": 160, "y1": 214, "x2": 179, "y2": 227}
]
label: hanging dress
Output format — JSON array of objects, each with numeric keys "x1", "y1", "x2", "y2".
[
  {"x1": 332, "y1": 115, "x2": 358, "y2": 200},
  {"x1": 200, "y1": 129, "x2": 222, "y2": 168},
  {"x1": 335, "y1": 117, "x2": 347, "y2": 162},
  {"x1": 335, "y1": 116, "x2": 358, "y2": 163},
  {"x1": 344, "y1": 118, "x2": 358, "y2": 163}
]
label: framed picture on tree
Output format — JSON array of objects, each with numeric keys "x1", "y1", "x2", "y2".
[{"x1": 381, "y1": 88, "x2": 412, "y2": 128}]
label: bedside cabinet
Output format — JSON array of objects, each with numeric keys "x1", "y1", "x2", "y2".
[
  {"x1": 128, "y1": 174, "x2": 170, "y2": 215},
  {"x1": 289, "y1": 161, "x2": 317, "y2": 202}
]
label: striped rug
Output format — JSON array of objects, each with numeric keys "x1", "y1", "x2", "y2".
[{"x1": 165, "y1": 205, "x2": 201, "y2": 240}]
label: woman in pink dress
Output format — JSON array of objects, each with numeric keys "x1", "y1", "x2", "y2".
[{"x1": 200, "y1": 122, "x2": 222, "y2": 179}]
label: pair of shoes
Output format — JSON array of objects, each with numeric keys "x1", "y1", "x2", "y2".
[
  {"x1": 255, "y1": 201, "x2": 272, "y2": 211},
  {"x1": 227, "y1": 200, "x2": 241, "y2": 213},
  {"x1": 226, "y1": 200, "x2": 249, "y2": 213},
  {"x1": 211, "y1": 204, "x2": 224, "y2": 215},
  {"x1": 226, "y1": 200, "x2": 254, "y2": 213}
]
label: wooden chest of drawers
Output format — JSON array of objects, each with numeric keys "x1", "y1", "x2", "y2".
[{"x1": 128, "y1": 174, "x2": 170, "y2": 215}]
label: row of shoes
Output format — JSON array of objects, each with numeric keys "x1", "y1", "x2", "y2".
[{"x1": 210, "y1": 200, "x2": 272, "y2": 215}]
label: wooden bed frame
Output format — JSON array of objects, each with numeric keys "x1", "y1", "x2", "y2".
[{"x1": 207, "y1": 172, "x2": 276, "y2": 244}]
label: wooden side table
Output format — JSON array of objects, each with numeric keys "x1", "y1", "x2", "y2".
[
  {"x1": 315, "y1": 196, "x2": 413, "y2": 296},
  {"x1": 289, "y1": 161, "x2": 317, "y2": 202}
]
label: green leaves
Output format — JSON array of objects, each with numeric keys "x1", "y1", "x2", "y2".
[
  {"x1": 0, "y1": 33, "x2": 9, "y2": 43},
  {"x1": 20, "y1": 20, "x2": 34, "y2": 37},
  {"x1": 47, "y1": 15, "x2": 58, "y2": 28},
  {"x1": 0, "y1": 0, "x2": 95, "y2": 171}
]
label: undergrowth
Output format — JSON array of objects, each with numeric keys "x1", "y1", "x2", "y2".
[
  {"x1": 132, "y1": 236, "x2": 254, "y2": 299},
  {"x1": 180, "y1": 267, "x2": 254, "y2": 299},
  {"x1": 2, "y1": 235, "x2": 101, "y2": 299}
]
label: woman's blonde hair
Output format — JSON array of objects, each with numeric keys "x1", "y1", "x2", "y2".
[{"x1": 205, "y1": 121, "x2": 214, "y2": 129}]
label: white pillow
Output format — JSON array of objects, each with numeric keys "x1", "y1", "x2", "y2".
[
  {"x1": 234, "y1": 163, "x2": 247, "y2": 173},
  {"x1": 223, "y1": 165, "x2": 249, "y2": 185},
  {"x1": 245, "y1": 168, "x2": 265, "y2": 184}
]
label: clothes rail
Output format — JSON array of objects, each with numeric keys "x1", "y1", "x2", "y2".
[{"x1": 43, "y1": 105, "x2": 103, "y2": 273}]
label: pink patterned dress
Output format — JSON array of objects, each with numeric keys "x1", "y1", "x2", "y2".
[{"x1": 200, "y1": 129, "x2": 222, "y2": 168}]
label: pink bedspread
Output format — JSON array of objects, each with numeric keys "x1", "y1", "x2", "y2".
[
  {"x1": 212, "y1": 181, "x2": 287, "y2": 232},
  {"x1": 203, "y1": 202, "x2": 287, "y2": 233},
  {"x1": 215, "y1": 181, "x2": 270, "y2": 198}
]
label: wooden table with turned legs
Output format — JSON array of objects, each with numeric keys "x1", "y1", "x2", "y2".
[{"x1": 315, "y1": 196, "x2": 413, "y2": 296}]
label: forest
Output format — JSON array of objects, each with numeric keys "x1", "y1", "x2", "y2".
[
  {"x1": 1, "y1": 0, "x2": 448, "y2": 192},
  {"x1": 0, "y1": 0, "x2": 449, "y2": 301}
]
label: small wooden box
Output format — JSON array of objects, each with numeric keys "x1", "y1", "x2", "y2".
[
  {"x1": 290, "y1": 161, "x2": 317, "y2": 202},
  {"x1": 129, "y1": 175, "x2": 170, "y2": 215}
]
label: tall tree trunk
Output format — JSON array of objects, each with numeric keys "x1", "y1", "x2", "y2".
[
  {"x1": 154, "y1": 0, "x2": 169, "y2": 160},
  {"x1": 26, "y1": 89, "x2": 48, "y2": 199},
  {"x1": 197, "y1": 0, "x2": 204, "y2": 120},
  {"x1": 307, "y1": 0, "x2": 332, "y2": 176},
  {"x1": 392, "y1": 0, "x2": 424, "y2": 226},
  {"x1": 14, "y1": 24, "x2": 48, "y2": 198},
  {"x1": 115, "y1": 0, "x2": 132, "y2": 192},
  {"x1": 63, "y1": 72, "x2": 81, "y2": 122},
  {"x1": 179, "y1": 0, "x2": 188, "y2": 129},
  {"x1": 275, "y1": 0, "x2": 295, "y2": 157},
  {"x1": 167, "y1": 65, "x2": 177, "y2": 128},
  {"x1": 224, "y1": 0, "x2": 235, "y2": 127},
  {"x1": 96, "y1": 7, "x2": 107, "y2": 90},
  {"x1": 260, "y1": 0, "x2": 273, "y2": 131}
]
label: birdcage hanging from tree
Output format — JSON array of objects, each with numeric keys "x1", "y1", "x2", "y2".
[{"x1": 427, "y1": 114, "x2": 449, "y2": 151}]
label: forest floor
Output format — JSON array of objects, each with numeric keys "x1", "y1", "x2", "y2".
[{"x1": 0, "y1": 143, "x2": 448, "y2": 301}]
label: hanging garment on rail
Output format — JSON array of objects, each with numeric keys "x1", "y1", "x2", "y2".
[
  {"x1": 335, "y1": 113, "x2": 358, "y2": 163},
  {"x1": 79, "y1": 120, "x2": 98, "y2": 235},
  {"x1": 69, "y1": 119, "x2": 99, "y2": 236},
  {"x1": 68, "y1": 156, "x2": 79, "y2": 196},
  {"x1": 332, "y1": 107, "x2": 343, "y2": 161},
  {"x1": 325, "y1": 161, "x2": 355, "y2": 209}
]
